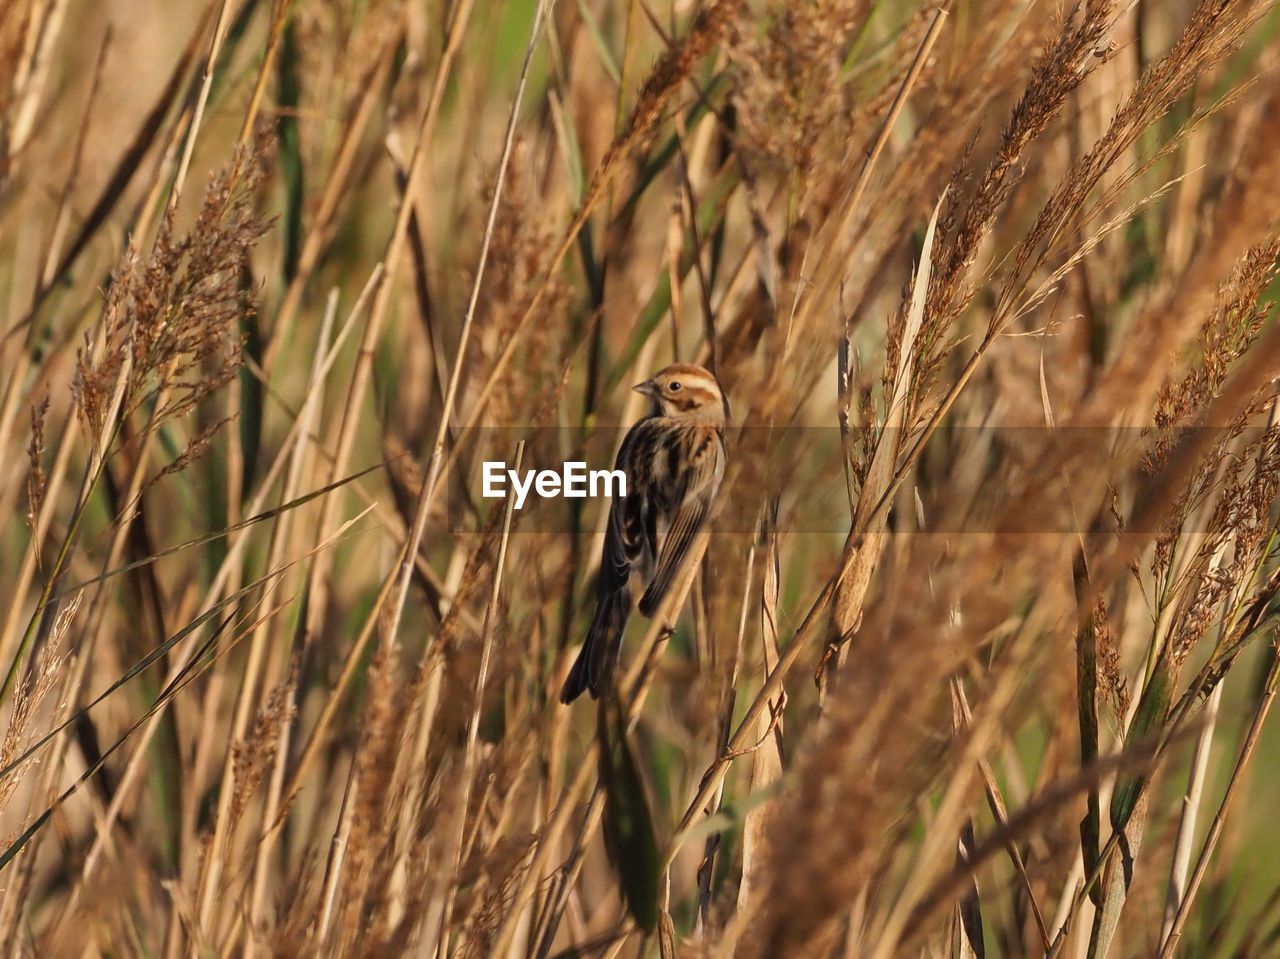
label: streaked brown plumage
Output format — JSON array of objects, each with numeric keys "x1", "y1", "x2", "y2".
[{"x1": 559, "y1": 364, "x2": 727, "y2": 703}]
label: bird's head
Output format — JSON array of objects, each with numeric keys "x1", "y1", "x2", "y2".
[{"x1": 634, "y1": 364, "x2": 728, "y2": 422}]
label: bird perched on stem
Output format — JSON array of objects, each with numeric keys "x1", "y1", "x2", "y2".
[{"x1": 559, "y1": 363, "x2": 728, "y2": 703}]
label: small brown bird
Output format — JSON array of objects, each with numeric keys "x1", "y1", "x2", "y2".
[{"x1": 559, "y1": 364, "x2": 728, "y2": 703}]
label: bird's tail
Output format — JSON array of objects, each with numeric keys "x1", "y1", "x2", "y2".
[{"x1": 559, "y1": 588, "x2": 629, "y2": 703}]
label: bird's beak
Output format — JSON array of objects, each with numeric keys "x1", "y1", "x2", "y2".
[{"x1": 632, "y1": 379, "x2": 657, "y2": 398}]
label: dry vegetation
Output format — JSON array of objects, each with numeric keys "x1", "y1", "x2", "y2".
[{"x1": 3, "y1": 0, "x2": 1280, "y2": 956}]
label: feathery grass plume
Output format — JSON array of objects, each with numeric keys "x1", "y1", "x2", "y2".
[
  {"x1": 0, "y1": 590, "x2": 78, "y2": 819},
  {"x1": 922, "y1": 1, "x2": 1117, "y2": 352},
  {"x1": 24, "y1": 396, "x2": 48, "y2": 544},
  {"x1": 997, "y1": 1, "x2": 1275, "y2": 352},
  {"x1": 595, "y1": 0, "x2": 745, "y2": 186},
  {"x1": 72, "y1": 138, "x2": 271, "y2": 442},
  {"x1": 466, "y1": 141, "x2": 570, "y2": 426},
  {"x1": 773, "y1": 4, "x2": 1046, "y2": 358},
  {"x1": 1092, "y1": 591, "x2": 1130, "y2": 720},
  {"x1": 228, "y1": 658, "x2": 298, "y2": 833},
  {"x1": 336, "y1": 640, "x2": 407, "y2": 946},
  {"x1": 1156, "y1": 418, "x2": 1280, "y2": 671},
  {"x1": 1145, "y1": 236, "x2": 1280, "y2": 590},
  {"x1": 1152, "y1": 237, "x2": 1280, "y2": 438},
  {"x1": 0, "y1": 1, "x2": 46, "y2": 193},
  {"x1": 148, "y1": 413, "x2": 239, "y2": 490},
  {"x1": 727, "y1": 1, "x2": 873, "y2": 187},
  {"x1": 736, "y1": 548, "x2": 1008, "y2": 958}
]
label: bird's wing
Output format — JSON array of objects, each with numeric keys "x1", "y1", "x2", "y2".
[
  {"x1": 560, "y1": 423, "x2": 652, "y2": 703},
  {"x1": 638, "y1": 428, "x2": 724, "y2": 617},
  {"x1": 596, "y1": 421, "x2": 652, "y2": 596}
]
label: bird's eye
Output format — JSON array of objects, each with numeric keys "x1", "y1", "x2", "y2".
[{"x1": 668, "y1": 381, "x2": 682, "y2": 392}]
